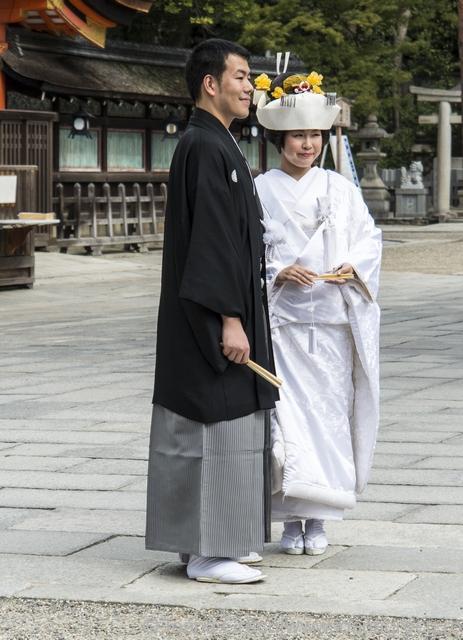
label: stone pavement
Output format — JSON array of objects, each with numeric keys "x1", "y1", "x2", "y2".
[{"x1": 0, "y1": 230, "x2": 462, "y2": 622}]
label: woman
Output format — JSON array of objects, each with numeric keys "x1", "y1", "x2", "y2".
[{"x1": 253, "y1": 70, "x2": 382, "y2": 555}]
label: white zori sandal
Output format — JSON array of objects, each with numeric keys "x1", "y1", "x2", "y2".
[
  {"x1": 187, "y1": 556, "x2": 266, "y2": 584},
  {"x1": 304, "y1": 519, "x2": 328, "y2": 556},
  {"x1": 280, "y1": 533, "x2": 304, "y2": 555},
  {"x1": 235, "y1": 552, "x2": 263, "y2": 564}
]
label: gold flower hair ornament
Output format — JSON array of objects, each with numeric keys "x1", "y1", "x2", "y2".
[{"x1": 253, "y1": 70, "x2": 325, "y2": 103}]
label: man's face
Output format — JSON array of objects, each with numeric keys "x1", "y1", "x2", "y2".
[{"x1": 214, "y1": 54, "x2": 253, "y2": 121}]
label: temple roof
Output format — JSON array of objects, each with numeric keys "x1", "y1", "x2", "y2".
[
  {"x1": 1, "y1": 0, "x2": 155, "y2": 47},
  {"x1": 2, "y1": 28, "x2": 302, "y2": 103},
  {"x1": 3, "y1": 29, "x2": 189, "y2": 101}
]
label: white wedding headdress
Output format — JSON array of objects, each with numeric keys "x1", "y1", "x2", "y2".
[{"x1": 253, "y1": 53, "x2": 340, "y2": 131}]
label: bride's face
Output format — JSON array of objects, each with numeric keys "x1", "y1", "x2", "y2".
[{"x1": 281, "y1": 129, "x2": 323, "y2": 169}]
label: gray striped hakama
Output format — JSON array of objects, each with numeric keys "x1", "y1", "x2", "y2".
[{"x1": 145, "y1": 404, "x2": 265, "y2": 558}]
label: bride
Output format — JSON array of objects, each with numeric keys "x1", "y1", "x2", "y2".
[{"x1": 253, "y1": 69, "x2": 382, "y2": 555}]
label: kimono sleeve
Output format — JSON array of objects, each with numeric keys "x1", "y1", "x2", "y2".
[
  {"x1": 178, "y1": 138, "x2": 248, "y2": 373},
  {"x1": 344, "y1": 186, "x2": 382, "y2": 302}
]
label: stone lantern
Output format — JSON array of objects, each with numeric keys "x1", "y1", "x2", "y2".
[{"x1": 356, "y1": 114, "x2": 392, "y2": 219}]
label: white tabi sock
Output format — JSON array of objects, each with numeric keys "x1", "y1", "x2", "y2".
[{"x1": 283, "y1": 520, "x2": 303, "y2": 537}]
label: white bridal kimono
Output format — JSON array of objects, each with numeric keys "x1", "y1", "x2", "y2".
[{"x1": 255, "y1": 167, "x2": 382, "y2": 521}]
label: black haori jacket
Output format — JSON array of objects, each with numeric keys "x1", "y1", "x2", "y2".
[{"x1": 153, "y1": 108, "x2": 278, "y2": 424}]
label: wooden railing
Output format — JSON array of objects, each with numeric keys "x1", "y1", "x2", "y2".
[{"x1": 53, "y1": 181, "x2": 167, "y2": 254}]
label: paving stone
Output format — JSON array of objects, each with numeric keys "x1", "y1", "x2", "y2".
[
  {"x1": 381, "y1": 421, "x2": 463, "y2": 433},
  {"x1": 377, "y1": 430, "x2": 456, "y2": 443},
  {"x1": 0, "y1": 554, "x2": 158, "y2": 595},
  {"x1": 387, "y1": 574, "x2": 463, "y2": 617},
  {"x1": 0, "y1": 394, "x2": 41, "y2": 405},
  {"x1": 0, "y1": 430, "x2": 138, "y2": 445},
  {"x1": 324, "y1": 520, "x2": 463, "y2": 549},
  {"x1": 0, "y1": 488, "x2": 146, "y2": 510},
  {"x1": 375, "y1": 442, "x2": 463, "y2": 457},
  {"x1": 7, "y1": 443, "x2": 148, "y2": 459},
  {"x1": 3, "y1": 380, "x2": 107, "y2": 396},
  {"x1": 0, "y1": 508, "x2": 51, "y2": 530},
  {"x1": 0, "y1": 471, "x2": 134, "y2": 491},
  {"x1": 32, "y1": 386, "x2": 139, "y2": 403},
  {"x1": 80, "y1": 422, "x2": 150, "y2": 434},
  {"x1": 258, "y1": 543, "x2": 346, "y2": 568},
  {"x1": 127, "y1": 564, "x2": 415, "y2": 607},
  {"x1": 315, "y1": 545, "x2": 463, "y2": 573},
  {"x1": 49, "y1": 408, "x2": 150, "y2": 423},
  {"x1": 363, "y1": 484, "x2": 463, "y2": 504},
  {"x1": 369, "y1": 468, "x2": 463, "y2": 486},
  {"x1": 400, "y1": 366, "x2": 463, "y2": 379},
  {"x1": 11, "y1": 508, "x2": 146, "y2": 535},
  {"x1": 343, "y1": 502, "x2": 419, "y2": 521},
  {"x1": 372, "y1": 454, "x2": 427, "y2": 468},
  {"x1": 381, "y1": 400, "x2": 457, "y2": 415},
  {"x1": 0, "y1": 444, "x2": 18, "y2": 452},
  {"x1": 442, "y1": 434, "x2": 463, "y2": 445},
  {"x1": 75, "y1": 535, "x2": 174, "y2": 562},
  {"x1": 14, "y1": 582, "x2": 461, "y2": 619},
  {"x1": 412, "y1": 456, "x2": 463, "y2": 470},
  {"x1": 443, "y1": 407, "x2": 463, "y2": 415},
  {"x1": 66, "y1": 459, "x2": 148, "y2": 476},
  {"x1": 380, "y1": 377, "x2": 450, "y2": 391},
  {"x1": 406, "y1": 382, "x2": 463, "y2": 400},
  {"x1": 381, "y1": 412, "x2": 462, "y2": 427},
  {"x1": 0, "y1": 530, "x2": 108, "y2": 556},
  {"x1": 0, "y1": 419, "x2": 98, "y2": 431},
  {"x1": 120, "y1": 478, "x2": 147, "y2": 492},
  {"x1": 406, "y1": 353, "x2": 462, "y2": 364},
  {"x1": 0, "y1": 401, "x2": 82, "y2": 419},
  {"x1": 396, "y1": 505, "x2": 463, "y2": 525},
  {"x1": 0, "y1": 456, "x2": 87, "y2": 471}
]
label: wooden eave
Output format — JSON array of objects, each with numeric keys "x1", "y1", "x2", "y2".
[
  {"x1": 79, "y1": 0, "x2": 141, "y2": 25},
  {"x1": 3, "y1": 28, "x2": 190, "y2": 102},
  {"x1": 114, "y1": 0, "x2": 152, "y2": 12},
  {"x1": 67, "y1": 0, "x2": 117, "y2": 28},
  {"x1": 1, "y1": 0, "x2": 154, "y2": 48}
]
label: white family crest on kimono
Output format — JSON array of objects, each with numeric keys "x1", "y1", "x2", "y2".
[{"x1": 255, "y1": 167, "x2": 382, "y2": 518}]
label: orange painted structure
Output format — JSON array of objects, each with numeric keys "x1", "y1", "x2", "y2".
[{"x1": 0, "y1": 0, "x2": 154, "y2": 108}]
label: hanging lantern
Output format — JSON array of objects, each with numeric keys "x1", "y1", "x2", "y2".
[
  {"x1": 69, "y1": 111, "x2": 92, "y2": 139},
  {"x1": 162, "y1": 112, "x2": 182, "y2": 139}
]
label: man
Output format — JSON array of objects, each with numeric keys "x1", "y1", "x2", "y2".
[{"x1": 145, "y1": 39, "x2": 278, "y2": 584}]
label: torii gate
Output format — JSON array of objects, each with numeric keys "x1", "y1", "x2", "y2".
[
  {"x1": 0, "y1": 0, "x2": 154, "y2": 109},
  {"x1": 410, "y1": 85, "x2": 461, "y2": 218}
]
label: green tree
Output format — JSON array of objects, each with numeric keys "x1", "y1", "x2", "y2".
[{"x1": 113, "y1": 0, "x2": 459, "y2": 167}]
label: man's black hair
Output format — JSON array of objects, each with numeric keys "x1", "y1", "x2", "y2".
[{"x1": 185, "y1": 38, "x2": 250, "y2": 103}]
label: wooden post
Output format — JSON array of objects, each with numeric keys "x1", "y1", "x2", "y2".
[
  {"x1": 103, "y1": 182, "x2": 113, "y2": 238},
  {"x1": 119, "y1": 183, "x2": 128, "y2": 237},
  {"x1": 147, "y1": 182, "x2": 156, "y2": 233},
  {"x1": 56, "y1": 183, "x2": 64, "y2": 239},
  {"x1": 89, "y1": 183, "x2": 97, "y2": 239},
  {"x1": 134, "y1": 183, "x2": 142, "y2": 235},
  {"x1": 74, "y1": 182, "x2": 82, "y2": 238}
]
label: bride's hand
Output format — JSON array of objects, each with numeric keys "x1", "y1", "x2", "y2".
[
  {"x1": 326, "y1": 262, "x2": 354, "y2": 285},
  {"x1": 276, "y1": 264, "x2": 318, "y2": 286}
]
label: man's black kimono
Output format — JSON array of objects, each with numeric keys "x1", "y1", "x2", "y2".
[{"x1": 153, "y1": 108, "x2": 278, "y2": 424}]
